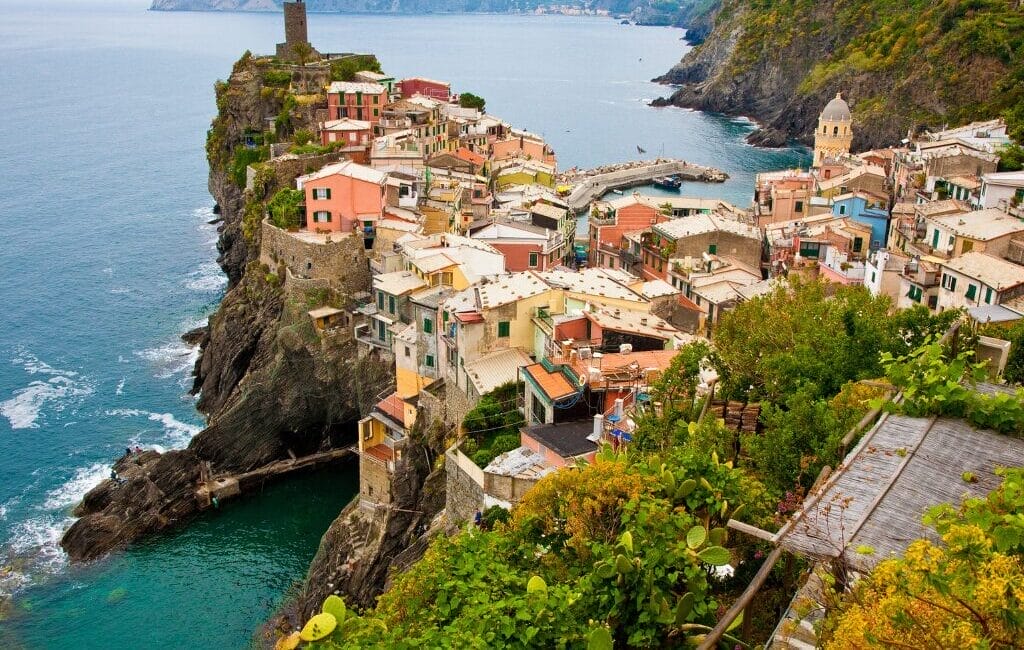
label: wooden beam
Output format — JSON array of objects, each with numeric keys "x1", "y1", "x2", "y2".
[
  {"x1": 726, "y1": 518, "x2": 776, "y2": 542},
  {"x1": 696, "y1": 544, "x2": 786, "y2": 650}
]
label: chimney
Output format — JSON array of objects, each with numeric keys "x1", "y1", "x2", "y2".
[
  {"x1": 593, "y1": 414, "x2": 604, "y2": 438},
  {"x1": 614, "y1": 398, "x2": 624, "y2": 420}
]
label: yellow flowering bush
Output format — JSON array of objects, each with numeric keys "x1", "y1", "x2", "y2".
[{"x1": 824, "y1": 469, "x2": 1024, "y2": 649}]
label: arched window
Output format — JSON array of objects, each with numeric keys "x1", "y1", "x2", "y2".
[
  {"x1": 833, "y1": 126, "x2": 839, "y2": 136},
  {"x1": 823, "y1": 125, "x2": 827, "y2": 134}
]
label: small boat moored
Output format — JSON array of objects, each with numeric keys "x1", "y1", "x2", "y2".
[{"x1": 652, "y1": 175, "x2": 682, "y2": 191}]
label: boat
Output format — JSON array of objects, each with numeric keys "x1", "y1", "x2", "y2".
[
  {"x1": 652, "y1": 175, "x2": 682, "y2": 191},
  {"x1": 611, "y1": 188, "x2": 624, "y2": 195}
]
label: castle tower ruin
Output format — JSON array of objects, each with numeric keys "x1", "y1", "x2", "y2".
[{"x1": 276, "y1": 0, "x2": 319, "y2": 63}]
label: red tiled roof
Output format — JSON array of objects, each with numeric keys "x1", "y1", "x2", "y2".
[
  {"x1": 455, "y1": 147, "x2": 486, "y2": 166},
  {"x1": 678, "y1": 293, "x2": 701, "y2": 311},
  {"x1": 523, "y1": 363, "x2": 577, "y2": 401},
  {"x1": 376, "y1": 392, "x2": 405, "y2": 425},
  {"x1": 364, "y1": 444, "x2": 394, "y2": 463},
  {"x1": 454, "y1": 311, "x2": 484, "y2": 324}
]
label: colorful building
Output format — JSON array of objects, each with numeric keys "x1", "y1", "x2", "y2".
[
  {"x1": 399, "y1": 77, "x2": 451, "y2": 101},
  {"x1": 327, "y1": 81, "x2": 388, "y2": 125},
  {"x1": 296, "y1": 160, "x2": 386, "y2": 235}
]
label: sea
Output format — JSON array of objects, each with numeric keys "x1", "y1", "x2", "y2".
[{"x1": 0, "y1": 1, "x2": 807, "y2": 647}]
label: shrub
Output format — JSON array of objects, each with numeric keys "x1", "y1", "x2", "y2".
[
  {"x1": 229, "y1": 145, "x2": 268, "y2": 188},
  {"x1": 267, "y1": 188, "x2": 303, "y2": 230},
  {"x1": 458, "y1": 92, "x2": 486, "y2": 111},
  {"x1": 329, "y1": 54, "x2": 382, "y2": 82},
  {"x1": 262, "y1": 69, "x2": 292, "y2": 88}
]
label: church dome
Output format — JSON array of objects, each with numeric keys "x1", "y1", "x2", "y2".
[{"x1": 820, "y1": 93, "x2": 851, "y2": 122}]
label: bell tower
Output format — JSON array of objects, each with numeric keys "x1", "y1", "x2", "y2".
[{"x1": 813, "y1": 92, "x2": 853, "y2": 167}]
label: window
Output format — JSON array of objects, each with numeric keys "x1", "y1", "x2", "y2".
[
  {"x1": 377, "y1": 291, "x2": 384, "y2": 309},
  {"x1": 313, "y1": 211, "x2": 331, "y2": 223},
  {"x1": 839, "y1": 204, "x2": 846, "y2": 215},
  {"x1": 908, "y1": 285, "x2": 923, "y2": 303},
  {"x1": 497, "y1": 321, "x2": 510, "y2": 337},
  {"x1": 941, "y1": 274, "x2": 957, "y2": 291},
  {"x1": 388, "y1": 295, "x2": 396, "y2": 314},
  {"x1": 853, "y1": 237, "x2": 863, "y2": 253},
  {"x1": 795, "y1": 201, "x2": 804, "y2": 213},
  {"x1": 373, "y1": 108, "x2": 379, "y2": 117},
  {"x1": 985, "y1": 287, "x2": 993, "y2": 304},
  {"x1": 966, "y1": 284, "x2": 977, "y2": 300},
  {"x1": 871, "y1": 271, "x2": 876, "y2": 283},
  {"x1": 528, "y1": 252, "x2": 539, "y2": 267},
  {"x1": 377, "y1": 320, "x2": 386, "y2": 341},
  {"x1": 442, "y1": 310, "x2": 449, "y2": 322},
  {"x1": 404, "y1": 346, "x2": 410, "y2": 357},
  {"x1": 531, "y1": 393, "x2": 546, "y2": 424},
  {"x1": 312, "y1": 188, "x2": 331, "y2": 200},
  {"x1": 709, "y1": 244, "x2": 717, "y2": 255},
  {"x1": 423, "y1": 317, "x2": 433, "y2": 334},
  {"x1": 425, "y1": 354, "x2": 435, "y2": 368},
  {"x1": 961, "y1": 240, "x2": 973, "y2": 253}
]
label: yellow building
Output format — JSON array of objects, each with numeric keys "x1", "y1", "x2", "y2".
[{"x1": 813, "y1": 93, "x2": 853, "y2": 167}]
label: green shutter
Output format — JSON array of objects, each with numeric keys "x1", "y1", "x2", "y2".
[
  {"x1": 423, "y1": 318, "x2": 433, "y2": 334},
  {"x1": 498, "y1": 321, "x2": 510, "y2": 337},
  {"x1": 325, "y1": 188, "x2": 331, "y2": 199},
  {"x1": 985, "y1": 287, "x2": 993, "y2": 304},
  {"x1": 425, "y1": 355, "x2": 434, "y2": 368},
  {"x1": 388, "y1": 296, "x2": 396, "y2": 313},
  {"x1": 709, "y1": 244, "x2": 717, "y2": 255},
  {"x1": 377, "y1": 292, "x2": 384, "y2": 309},
  {"x1": 966, "y1": 284, "x2": 977, "y2": 300}
]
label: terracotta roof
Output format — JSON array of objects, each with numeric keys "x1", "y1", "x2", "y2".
[
  {"x1": 454, "y1": 311, "x2": 484, "y2": 324},
  {"x1": 364, "y1": 444, "x2": 394, "y2": 463},
  {"x1": 523, "y1": 363, "x2": 577, "y2": 401},
  {"x1": 455, "y1": 147, "x2": 486, "y2": 166},
  {"x1": 375, "y1": 392, "x2": 405, "y2": 425}
]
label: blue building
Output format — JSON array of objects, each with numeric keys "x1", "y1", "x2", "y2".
[{"x1": 831, "y1": 192, "x2": 890, "y2": 250}]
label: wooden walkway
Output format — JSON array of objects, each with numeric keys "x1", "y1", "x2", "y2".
[{"x1": 196, "y1": 445, "x2": 357, "y2": 508}]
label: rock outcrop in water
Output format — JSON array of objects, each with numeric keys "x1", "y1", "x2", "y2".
[{"x1": 62, "y1": 54, "x2": 390, "y2": 562}]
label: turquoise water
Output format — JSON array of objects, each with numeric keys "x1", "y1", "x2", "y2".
[{"x1": 0, "y1": 1, "x2": 804, "y2": 647}]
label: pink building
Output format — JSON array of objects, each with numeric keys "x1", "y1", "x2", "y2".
[
  {"x1": 491, "y1": 132, "x2": 557, "y2": 166},
  {"x1": 399, "y1": 77, "x2": 451, "y2": 101},
  {"x1": 327, "y1": 82, "x2": 388, "y2": 125},
  {"x1": 319, "y1": 118, "x2": 371, "y2": 148},
  {"x1": 589, "y1": 196, "x2": 668, "y2": 272},
  {"x1": 468, "y1": 220, "x2": 564, "y2": 271},
  {"x1": 297, "y1": 160, "x2": 386, "y2": 234}
]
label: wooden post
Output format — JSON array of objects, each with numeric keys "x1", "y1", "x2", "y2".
[{"x1": 696, "y1": 544, "x2": 786, "y2": 650}]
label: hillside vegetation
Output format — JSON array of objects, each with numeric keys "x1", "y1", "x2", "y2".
[{"x1": 659, "y1": 0, "x2": 1024, "y2": 148}]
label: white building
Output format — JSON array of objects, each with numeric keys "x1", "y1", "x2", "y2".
[{"x1": 937, "y1": 251, "x2": 1024, "y2": 311}]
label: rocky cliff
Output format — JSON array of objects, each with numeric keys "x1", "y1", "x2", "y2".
[
  {"x1": 152, "y1": 0, "x2": 655, "y2": 14},
  {"x1": 655, "y1": 0, "x2": 1024, "y2": 150},
  {"x1": 61, "y1": 54, "x2": 390, "y2": 561}
]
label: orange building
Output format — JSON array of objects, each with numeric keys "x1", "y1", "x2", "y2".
[{"x1": 297, "y1": 160, "x2": 386, "y2": 234}]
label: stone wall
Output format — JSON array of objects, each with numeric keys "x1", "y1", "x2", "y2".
[
  {"x1": 484, "y1": 472, "x2": 538, "y2": 504},
  {"x1": 445, "y1": 447, "x2": 484, "y2": 524},
  {"x1": 260, "y1": 220, "x2": 370, "y2": 293},
  {"x1": 419, "y1": 380, "x2": 474, "y2": 433},
  {"x1": 359, "y1": 455, "x2": 392, "y2": 508}
]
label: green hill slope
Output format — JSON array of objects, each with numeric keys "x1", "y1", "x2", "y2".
[{"x1": 656, "y1": 0, "x2": 1024, "y2": 149}]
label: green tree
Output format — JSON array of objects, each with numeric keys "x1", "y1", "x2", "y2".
[
  {"x1": 458, "y1": 92, "x2": 486, "y2": 111},
  {"x1": 268, "y1": 188, "x2": 304, "y2": 230},
  {"x1": 291, "y1": 42, "x2": 314, "y2": 67},
  {"x1": 329, "y1": 54, "x2": 383, "y2": 82}
]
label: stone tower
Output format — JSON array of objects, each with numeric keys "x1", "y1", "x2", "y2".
[
  {"x1": 813, "y1": 92, "x2": 853, "y2": 167},
  {"x1": 276, "y1": 0, "x2": 318, "y2": 62},
  {"x1": 283, "y1": 1, "x2": 308, "y2": 47}
]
